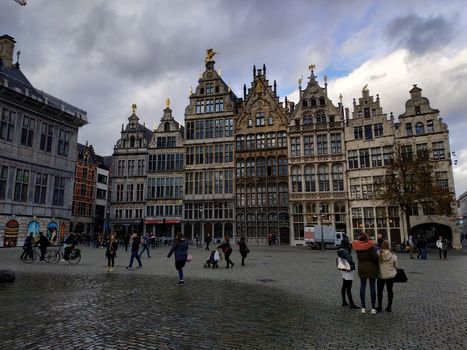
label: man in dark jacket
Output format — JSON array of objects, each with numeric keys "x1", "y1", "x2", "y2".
[
  {"x1": 34, "y1": 232, "x2": 50, "y2": 261},
  {"x1": 20, "y1": 233, "x2": 34, "y2": 260},
  {"x1": 352, "y1": 233, "x2": 379, "y2": 314},
  {"x1": 167, "y1": 233, "x2": 189, "y2": 285},
  {"x1": 204, "y1": 233, "x2": 212, "y2": 251},
  {"x1": 127, "y1": 234, "x2": 142, "y2": 269}
]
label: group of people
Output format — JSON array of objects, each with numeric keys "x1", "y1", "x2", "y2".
[
  {"x1": 21, "y1": 231, "x2": 77, "y2": 262},
  {"x1": 401, "y1": 235, "x2": 450, "y2": 260},
  {"x1": 103, "y1": 232, "x2": 250, "y2": 285},
  {"x1": 337, "y1": 233, "x2": 398, "y2": 314}
]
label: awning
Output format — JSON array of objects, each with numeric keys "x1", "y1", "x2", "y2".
[{"x1": 144, "y1": 220, "x2": 181, "y2": 225}]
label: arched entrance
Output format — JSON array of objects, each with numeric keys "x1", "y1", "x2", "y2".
[
  {"x1": 5, "y1": 220, "x2": 19, "y2": 247},
  {"x1": 184, "y1": 223, "x2": 192, "y2": 240},
  {"x1": 411, "y1": 223, "x2": 452, "y2": 247},
  {"x1": 225, "y1": 222, "x2": 233, "y2": 237},
  {"x1": 193, "y1": 223, "x2": 201, "y2": 240},
  {"x1": 204, "y1": 223, "x2": 213, "y2": 242},
  {"x1": 214, "y1": 223, "x2": 223, "y2": 240}
]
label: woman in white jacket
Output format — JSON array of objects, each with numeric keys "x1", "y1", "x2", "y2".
[{"x1": 376, "y1": 240, "x2": 398, "y2": 312}]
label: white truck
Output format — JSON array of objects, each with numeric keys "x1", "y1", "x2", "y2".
[{"x1": 304, "y1": 225, "x2": 348, "y2": 249}]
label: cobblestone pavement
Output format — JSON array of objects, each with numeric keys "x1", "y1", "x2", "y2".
[{"x1": 0, "y1": 244, "x2": 466, "y2": 349}]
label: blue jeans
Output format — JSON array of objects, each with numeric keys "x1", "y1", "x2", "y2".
[
  {"x1": 360, "y1": 278, "x2": 376, "y2": 309},
  {"x1": 128, "y1": 251, "x2": 142, "y2": 268},
  {"x1": 139, "y1": 244, "x2": 150, "y2": 258}
]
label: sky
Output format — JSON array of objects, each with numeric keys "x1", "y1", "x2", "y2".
[{"x1": 2, "y1": 0, "x2": 467, "y2": 195}]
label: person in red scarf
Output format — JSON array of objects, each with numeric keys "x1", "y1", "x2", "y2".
[{"x1": 352, "y1": 233, "x2": 379, "y2": 314}]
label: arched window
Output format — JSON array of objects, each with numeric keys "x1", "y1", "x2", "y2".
[
  {"x1": 311, "y1": 98, "x2": 317, "y2": 107},
  {"x1": 256, "y1": 157, "x2": 266, "y2": 177},
  {"x1": 278, "y1": 182, "x2": 288, "y2": 206},
  {"x1": 246, "y1": 157, "x2": 255, "y2": 177},
  {"x1": 303, "y1": 115, "x2": 312, "y2": 125},
  {"x1": 164, "y1": 122, "x2": 170, "y2": 132},
  {"x1": 130, "y1": 136, "x2": 135, "y2": 148},
  {"x1": 267, "y1": 157, "x2": 277, "y2": 176},
  {"x1": 236, "y1": 135, "x2": 245, "y2": 150},
  {"x1": 266, "y1": 132, "x2": 276, "y2": 148},
  {"x1": 318, "y1": 164, "x2": 329, "y2": 191},
  {"x1": 291, "y1": 166, "x2": 303, "y2": 193},
  {"x1": 304, "y1": 165, "x2": 316, "y2": 192},
  {"x1": 332, "y1": 164, "x2": 344, "y2": 191},
  {"x1": 316, "y1": 110, "x2": 326, "y2": 124},
  {"x1": 256, "y1": 133, "x2": 266, "y2": 149},
  {"x1": 415, "y1": 122, "x2": 424, "y2": 135},
  {"x1": 319, "y1": 97, "x2": 326, "y2": 106},
  {"x1": 246, "y1": 134, "x2": 255, "y2": 150},
  {"x1": 246, "y1": 185, "x2": 256, "y2": 206},
  {"x1": 277, "y1": 131, "x2": 287, "y2": 147},
  {"x1": 236, "y1": 184, "x2": 245, "y2": 207},
  {"x1": 302, "y1": 100, "x2": 308, "y2": 107}
]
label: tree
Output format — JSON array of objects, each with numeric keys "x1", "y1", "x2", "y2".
[{"x1": 382, "y1": 144, "x2": 452, "y2": 237}]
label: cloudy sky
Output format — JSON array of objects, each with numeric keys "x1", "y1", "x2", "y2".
[{"x1": 2, "y1": 0, "x2": 467, "y2": 194}]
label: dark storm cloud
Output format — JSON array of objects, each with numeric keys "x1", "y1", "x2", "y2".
[{"x1": 385, "y1": 14, "x2": 456, "y2": 55}]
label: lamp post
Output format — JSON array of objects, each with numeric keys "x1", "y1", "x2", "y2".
[{"x1": 319, "y1": 203, "x2": 325, "y2": 251}]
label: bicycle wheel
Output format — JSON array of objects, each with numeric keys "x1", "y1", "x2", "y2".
[
  {"x1": 68, "y1": 250, "x2": 81, "y2": 265},
  {"x1": 45, "y1": 249, "x2": 60, "y2": 264},
  {"x1": 21, "y1": 250, "x2": 36, "y2": 264}
]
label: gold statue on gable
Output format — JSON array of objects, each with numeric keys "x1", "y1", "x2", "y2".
[
  {"x1": 205, "y1": 48, "x2": 217, "y2": 63},
  {"x1": 166, "y1": 98, "x2": 171, "y2": 108},
  {"x1": 131, "y1": 104, "x2": 137, "y2": 114}
]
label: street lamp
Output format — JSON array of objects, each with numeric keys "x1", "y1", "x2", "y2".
[{"x1": 319, "y1": 203, "x2": 324, "y2": 251}]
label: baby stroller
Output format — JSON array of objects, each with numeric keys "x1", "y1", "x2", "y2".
[{"x1": 204, "y1": 249, "x2": 221, "y2": 268}]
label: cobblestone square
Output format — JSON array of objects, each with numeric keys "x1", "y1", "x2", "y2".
[{"x1": 1, "y1": 245, "x2": 466, "y2": 349}]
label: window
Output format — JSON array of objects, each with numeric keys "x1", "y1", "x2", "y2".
[
  {"x1": 359, "y1": 149, "x2": 370, "y2": 168},
  {"x1": 304, "y1": 136, "x2": 314, "y2": 155},
  {"x1": 268, "y1": 116, "x2": 273, "y2": 125},
  {"x1": 246, "y1": 158, "x2": 255, "y2": 177},
  {"x1": 317, "y1": 134, "x2": 328, "y2": 155},
  {"x1": 406, "y1": 123, "x2": 412, "y2": 136},
  {"x1": 278, "y1": 158, "x2": 287, "y2": 176},
  {"x1": 432, "y1": 141, "x2": 445, "y2": 160},
  {"x1": 246, "y1": 134, "x2": 255, "y2": 151},
  {"x1": 14, "y1": 169, "x2": 29, "y2": 202},
  {"x1": 383, "y1": 146, "x2": 393, "y2": 165},
  {"x1": 319, "y1": 97, "x2": 326, "y2": 106},
  {"x1": 32, "y1": 173, "x2": 47, "y2": 204},
  {"x1": 374, "y1": 123, "x2": 383, "y2": 137},
  {"x1": 364, "y1": 107, "x2": 371, "y2": 118},
  {"x1": 256, "y1": 112, "x2": 265, "y2": 126},
  {"x1": 330, "y1": 133, "x2": 341, "y2": 154},
  {"x1": 371, "y1": 147, "x2": 382, "y2": 167},
  {"x1": 0, "y1": 108, "x2": 16, "y2": 141},
  {"x1": 80, "y1": 184, "x2": 86, "y2": 196},
  {"x1": 416, "y1": 143, "x2": 428, "y2": 160},
  {"x1": 332, "y1": 164, "x2": 344, "y2": 191},
  {"x1": 354, "y1": 126, "x2": 363, "y2": 140},
  {"x1": 52, "y1": 176, "x2": 65, "y2": 206},
  {"x1": 195, "y1": 100, "x2": 205, "y2": 114},
  {"x1": 247, "y1": 118, "x2": 253, "y2": 128},
  {"x1": 224, "y1": 170, "x2": 233, "y2": 194},
  {"x1": 236, "y1": 159, "x2": 245, "y2": 177},
  {"x1": 401, "y1": 145, "x2": 413, "y2": 161},
  {"x1": 435, "y1": 172, "x2": 449, "y2": 189},
  {"x1": 57, "y1": 129, "x2": 70, "y2": 156},
  {"x1": 186, "y1": 121, "x2": 194, "y2": 140},
  {"x1": 21, "y1": 115, "x2": 35, "y2": 147},
  {"x1": 117, "y1": 160, "x2": 125, "y2": 176},
  {"x1": 291, "y1": 137, "x2": 301, "y2": 156},
  {"x1": 137, "y1": 159, "x2": 145, "y2": 175},
  {"x1": 116, "y1": 184, "x2": 124, "y2": 201},
  {"x1": 267, "y1": 157, "x2": 276, "y2": 176},
  {"x1": 318, "y1": 165, "x2": 329, "y2": 191},
  {"x1": 376, "y1": 207, "x2": 387, "y2": 228},
  {"x1": 348, "y1": 150, "x2": 358, "y2": 169},
  {"x1": 277, "y1": 132, "x2": 287, "y2": 148},
  {"x1": 266, "y1": 132, "x2": 276, "y2": 148},
  {"x1": 40, "y1": 123, "x2": 54, "y2": 152},
  {"x1": 0, "y1": 166, "x2": 7, "y2": 199},
  {"x1": 126, "y1": 184, "x2": 134, "y2": 202},
  {"x1": 316, "y1": 110, "x2": 326, "y2": 124},
  {"x1": 127, "y1": 160, "x2": 135, "y2": 176},
  {"x1": 352, "y1": 208, "x2": 363, "y2": 233},
  {"x1": 415, "y1": 122, "x2": 424, "y2": 135},
  {"x1": 364, "y1": 125, "x2": 373, "y2": 140},
  {"x1": 136, "y1": 183, "x2": 144, "y2": 201},
  {"x1": 303, "y1": 115, "x2": 312, "y2": 125},
  {"x1": 427, "y1": 120, "x2": 434, "y2": 133},
  {"x1": 256, "y1": 157, "x2": 266, "y2": 177},
  {"x1": 256, "y1": 133, "x2": 265, "y2": 149},
  {"x1": 291, "y1": 167, "x2": 302, "y2": 192},
  {"x1": 236, "y1": 135, "x2": 245, "y2": 151},
  {"x1": 349, "y1": 178, "x2": 361, "y2": 199},
  {"x1": 415, "y1": 106, "x2": 421, "y2": 115},
  {"x1": 304, "y1": 166, "x2": 316, "y2": 192},
  {"x1": 224, "y1": 118, "x2": 233, "y2": 136},
  {"x1": 206, "y1": 83, "x2": 214, "y2": 94},
  {"x1": 215, "y1": 98, "x2": 224, "y2": 112}
]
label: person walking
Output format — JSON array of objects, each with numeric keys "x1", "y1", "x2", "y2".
[
  {"x1": 352, "y1": 233, "x2": 379, "y2": 314},
  {"x1": 106, "y1": 234, "x2": 119, "y2": 272},
  {"x1": 34, "y1": 232, "x2": 50, "y2": 262},
  {"x1": 408, "y1": 235, "x2": 415, "y2": 259},
  {"x1": 376, "y1": 240, "x2": 398, "y2": 313},
  {"x1": 337, "y1": 238, "x2": 358, "y2": 309},
  {"x1": 166, "y1": 233, "x2": 189, "y2": 285},
  {"x1": 417, "y1": 236, "x2": 427, "y2": 259},
  {"x1": 139, "y1": 233, "x2": 151, "y2": 259},
  {"x1": 218, "y1": 234, "x2": 234, "y2": 268},
  {"x1": 126, "y1": 234, "x2": 142, "y2": 269},
  {"x1": 436, "y1": 236, "x2": 449, "y2": 259},
  {"x1": 204, "y1": 233, "x2": 212, "y2": 251},
  {"x1": 20, "y1": 233, "x2": 34, "y2": 260},
  {"x1": 238, "y1": 236, "x2": 249, "y2": 266}
]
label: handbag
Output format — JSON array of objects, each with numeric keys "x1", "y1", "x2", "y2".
[
  {"x1": 336, "y1": 257, "x2": 351, "y2": 271},
  {"x1": 187, "y1": 254, "x2": 193, "y2": 262},
  {"x1": 394, "y1": 268, "x2": 408, "y2": 283}
]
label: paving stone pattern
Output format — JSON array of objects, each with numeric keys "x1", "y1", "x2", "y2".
[{"x1": 0, "y1": 245, "x2": 466, "y2": 349}]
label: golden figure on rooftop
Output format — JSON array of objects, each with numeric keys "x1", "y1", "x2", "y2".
[
  {"x1": 166, "y1": 98, "x2": 170, "y2": 108},
  {"x1": 131, "y1": 103, "x2": 137, "y2": 114},
  {"x1": 205, "y1": 48, "x2": 217, "y2": 63}
]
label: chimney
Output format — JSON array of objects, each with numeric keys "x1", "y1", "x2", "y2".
[{"x1": 0, "y1": 35, "x2": 16, "y2": 68}]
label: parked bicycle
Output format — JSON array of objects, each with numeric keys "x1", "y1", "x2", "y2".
[{"x1": 46, "y1": 246, "x2": 82, "y2": 265}]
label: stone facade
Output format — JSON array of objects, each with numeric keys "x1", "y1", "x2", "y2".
[
  {"x1": 0, "y1": 34, "x2": 87, "y2": 247},
  {"x1": 288, "y1": 70, "x2": 347, "y2": 245},
  {"x1": 183, "y1": 56, "x2": 237, "y2": 242},
  {"x1": 235, "y1": 65, "x2": 290, "y2": 244},
  {"x1": 146, "y1": 103, "x2": 184, "y2": 239},
  {"x1": 94, "y1": 156, "x2": 110, "y2": 236}
]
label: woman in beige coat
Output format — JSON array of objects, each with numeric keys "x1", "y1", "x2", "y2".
[{"x1": 377, "y1": 240, "x2": 398, "y2": 312}]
